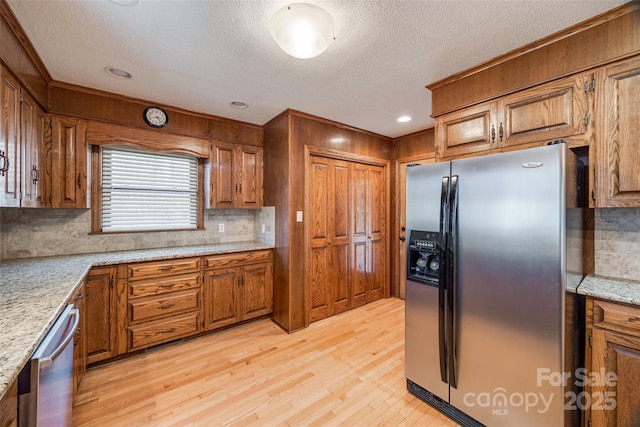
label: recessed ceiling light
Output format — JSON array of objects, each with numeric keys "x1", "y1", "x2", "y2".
[
  {"x1": 230, "y1": 101, "x2": 248, "y2": 109},
  {"x1": 105, "y1": 66, "x2": 132, "y2": 79},
  {"x1": 110, "y1": 0, "x2": 138, "y2": 6},
  {"x1": 397, "y1": 116, "x2": 412, "y2": 123}
]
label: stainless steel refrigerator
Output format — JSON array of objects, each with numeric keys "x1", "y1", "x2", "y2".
[{"x1": 405, "y1": 143, "x2": 587, "y2": 426}]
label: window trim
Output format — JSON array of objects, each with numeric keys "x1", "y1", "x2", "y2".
[{"x1": 91, "y1": 145, "x2": 204, "y2": 234}]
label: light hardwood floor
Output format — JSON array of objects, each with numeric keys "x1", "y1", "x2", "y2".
[{"x1": 72, "y1": 298, "x2": 459, "y2": 426}]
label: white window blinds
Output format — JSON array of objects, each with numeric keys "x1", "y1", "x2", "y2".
[{"x1": 102, "y1": 147, "x2": 198, "y2": 232}]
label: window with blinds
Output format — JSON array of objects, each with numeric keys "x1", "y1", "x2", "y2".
[{"x1": 101, "y1": 147, "x2": 198, "y2": 232}]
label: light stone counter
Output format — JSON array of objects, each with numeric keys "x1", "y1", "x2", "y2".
[
  {"x1": 577, "y1": 275, "x2": 640, "y2": 306},
  {"x1": 0, "y1": 242, "x2": 274, "y2": 401}
]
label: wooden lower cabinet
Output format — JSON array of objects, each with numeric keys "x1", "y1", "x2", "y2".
[
  {"x1": 126, "y1": 259, "x2": 202, "y2": 351},
  {"x1": 0, "y1": 379, "x2": 17, "y2": 427},
  {"x1": 85, "y1": 267, "x2": 117, "y2": 364},
  {"x1": 204, "y1": 251, "x2": 273, "y2": 331},
  {"x1": 586, "y1": 298, "x2": 640, "y2": 427},
  {"x1": 69, "y1": 286, "x2": 86, "y2": 397}
]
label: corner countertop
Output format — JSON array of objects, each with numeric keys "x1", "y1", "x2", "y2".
[
  {"x1": 577, "y1": 275, "x2": 640, "y2": 306},
  {"x1": 0, "y1": 242, "x2": 274, "y2": 401}
]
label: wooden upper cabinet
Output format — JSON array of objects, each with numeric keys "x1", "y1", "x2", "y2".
[
  {"x1": 435, "y1": 73, "x2": 592, "y2": 159},
  {"x1": 0, "y1": 66, "x2": 45, "y2": 207},
  {"x1": 501, "y1": 74, "x2": 590, "y2": 147},
  {"x1": 50, "y1": 116, "x2": 88, "y2": 208},
  {"x1": 435, "y1": 101, "x2": 498, "y2": 159},
  {"x1": 595, "y1": 56, "x2": 640, "y2": 208},
  {"x1": 210, "y1": 141, "x2": 263, "y2": 209},
  {"x1": 0, "y1": 68, "x2": 21, "y2": 207}
]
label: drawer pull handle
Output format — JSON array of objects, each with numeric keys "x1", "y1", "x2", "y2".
[
  {"x1": 160, "y1": 266, "x2": 175, "y2": 272},
  {"x1": 159, "y1": 303, "x2": 176, "y2": 310},
  {"x1": 159, "y1": 284, "x2": 174, "y2": 289},
  {"x1": 161, "y1": 328, "x2": 176, "y2": 334}
]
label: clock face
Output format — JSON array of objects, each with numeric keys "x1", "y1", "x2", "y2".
[{"x1": 143, "y1": 106, "x2": 168, "y2": 128}]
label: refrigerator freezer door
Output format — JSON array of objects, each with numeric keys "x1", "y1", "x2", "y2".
[
  {"x1": 448, "y1": 144, "x2": 566, "y2": 426},
  {"x1": 405, "y1": 161, "x2": 451, "y2": 401}
]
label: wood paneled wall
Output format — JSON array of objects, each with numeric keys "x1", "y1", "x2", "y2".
[
  {"x1": 428, "y1": 2, "x2": 640, "y2": 116},
  {"x1": 390, "y1": 129, "x2": 436, "y2": 297},
  {"x1": 264, "y1": 110, "x2": 393, "y2": 332},
  {"x1": 49, "y1": 83, "x2": 263, "y2": 146}
]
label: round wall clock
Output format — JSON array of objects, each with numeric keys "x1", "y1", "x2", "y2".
[{"x1": 143, "y1": 106, "x2": 168, "y2": 128}]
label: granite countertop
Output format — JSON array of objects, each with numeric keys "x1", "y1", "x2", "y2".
[
  {"x1": 0, "y1": 242, "x2": 274, "y2": 401},
  {"x1": 577, "y1": 275, "x2": 640, "y2": 306}
]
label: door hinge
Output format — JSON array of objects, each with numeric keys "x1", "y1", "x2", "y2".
[
  {"x1": 111, "y1": 277, "x2": 115, "y2": 289},
  {"x1": 584, "y1": 80, "x2": 590, "y2": 95},
  {"x1": 19, "y1": 94, "x2": 24, "y2": 103},
  {"x1": 588, "y1": 333, "x2": 592, "y2": 347},
  {"x1": 588, "y1": 418, "x2": 592, "y2": 427},
  {"x1": 591, "y1": 79, "x2": 596, "y2": 92},
  {"x1": 584, "y1": 112, "x2": 590, "y2": 126},
  {"x1": 592, "y1": 189, "x2": 596, "y2": 201}
]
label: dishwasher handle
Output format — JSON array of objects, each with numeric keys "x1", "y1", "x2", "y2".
[{"x1": 38, "y1": 308, "x2": 79, "y2": 370}]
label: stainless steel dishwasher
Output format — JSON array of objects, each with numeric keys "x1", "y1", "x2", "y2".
[{"x1": 19, "y1": 304, "x2": 79, "y2": 427}]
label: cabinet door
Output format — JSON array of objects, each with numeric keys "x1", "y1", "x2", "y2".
[
  {"x1": 0, "y1": 68, "x2": 20, "y2": 207},
  {"x1": 85, "y1": 267, "x2": 116, "y2": 364},
  {"x1": 367, "y1": 165, "x2": 386, "y2": 302},
  {"x1": 0, "y1": 378, "x2": 17, "y2": 427},
  {"x1": 435, "y1": 101, "x2": 498, "y2": 159},
  {"x1": 501, "y1": 74, "x2": 589, "y2": 148},
  {"x1": 211, "y1": 142, "x2": 236, "y2": 208},
  {"x1": 591, "y1": 329, "x2": 640, "y2": 427},
  {"x1": 70, "y1": 288, "x2": 86, "y2": 396},
  {"x1": 19, "y1": 91, "x2": 44, "y2": 207},
  {"x1": 204, "y1": 267, "x2": 239, "y2": 330},
  {"x1": 239, "y1": 262, "x2": 273, "y2": 321},
  {"x1": 237, "y1": 145, "x2": 263, "y2": 208},
  {"x1": 596, "y1": 57, "x2": 640, "y2": 207},
  {"x1": 50, "y1": 116, "x2": 87, "y2": 208}
]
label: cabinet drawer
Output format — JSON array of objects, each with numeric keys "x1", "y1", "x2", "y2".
[
  {"x1": 129, "y1": 289, "x2": 200, "y2": 323},
  {"x1": 205, "y1": 250, "x2": 271, "y2": 269},
  {"x1": 129, "y1": 273, "x2": 200, "y2": 297},
  {"x1": 593, "y1": 299, "x2": 640, "y2": 338},
  {"x1": 128, "y1": 257, "x2": 201, "y2": 280},
  {"x1": 128, "y1": 312, "x2": 200, "y2": 350}
]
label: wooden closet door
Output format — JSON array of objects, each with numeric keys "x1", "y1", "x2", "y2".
[
  {"x1": 367, "y1": 165, "x2": 386, "y2": 302},
  {"x1": 350, "y1": 163, "x2": 369, "y2": 309},
  {"x1": 308, "y1": 156, "x2": 350, "y2": 322}
]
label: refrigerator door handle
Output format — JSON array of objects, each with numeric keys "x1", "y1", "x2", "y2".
[
  {"x1": 438, "y1": 176, "x2": 449, "y2": 383},
  {"x1": 447, "y1": 175, "x2": 459, "y2": 389}
]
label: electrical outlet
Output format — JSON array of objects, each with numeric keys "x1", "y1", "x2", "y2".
[
  {"x1": 261, "y1": 224, "x2": 266, "y2": 234},
  {"x1": 218, "y1": 223, "x2": 225, "y2": 232}
]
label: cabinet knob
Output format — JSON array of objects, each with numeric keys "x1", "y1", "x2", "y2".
[{"x1": 399, "y1": 236, "x2": 406, "y2": 242}]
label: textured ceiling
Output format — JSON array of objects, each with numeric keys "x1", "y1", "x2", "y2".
[{"x1": 6, "y1": 0, "x2": 628, "y2": 138}]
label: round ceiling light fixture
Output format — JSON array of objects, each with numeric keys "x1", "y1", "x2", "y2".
[
  {"x1": 104, "y1": 66, "x2": 132, "y2": 79},
  {"x1": 110, "y1": 0, "x2": 138, "y2": 6},
  {"x1": 230, "y1": 101, "x2": 249, "y2": 109},
  {"x1": 270, "y1": 3, "x2": 336, "y2": 59},
  {"x1": 397, "y1": 116, "x2": 412, "y2": 123}
]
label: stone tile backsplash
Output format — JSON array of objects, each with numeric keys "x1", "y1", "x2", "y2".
[
  {"x1": 2, "y1": 206, "x2": 638, "y2": 282},
  {"x1": 594, "y1": 208, "x2": 640, "y2": 281},
  {"x1": 0, "y1": 207, "x2": 275, "y2": 260}
]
